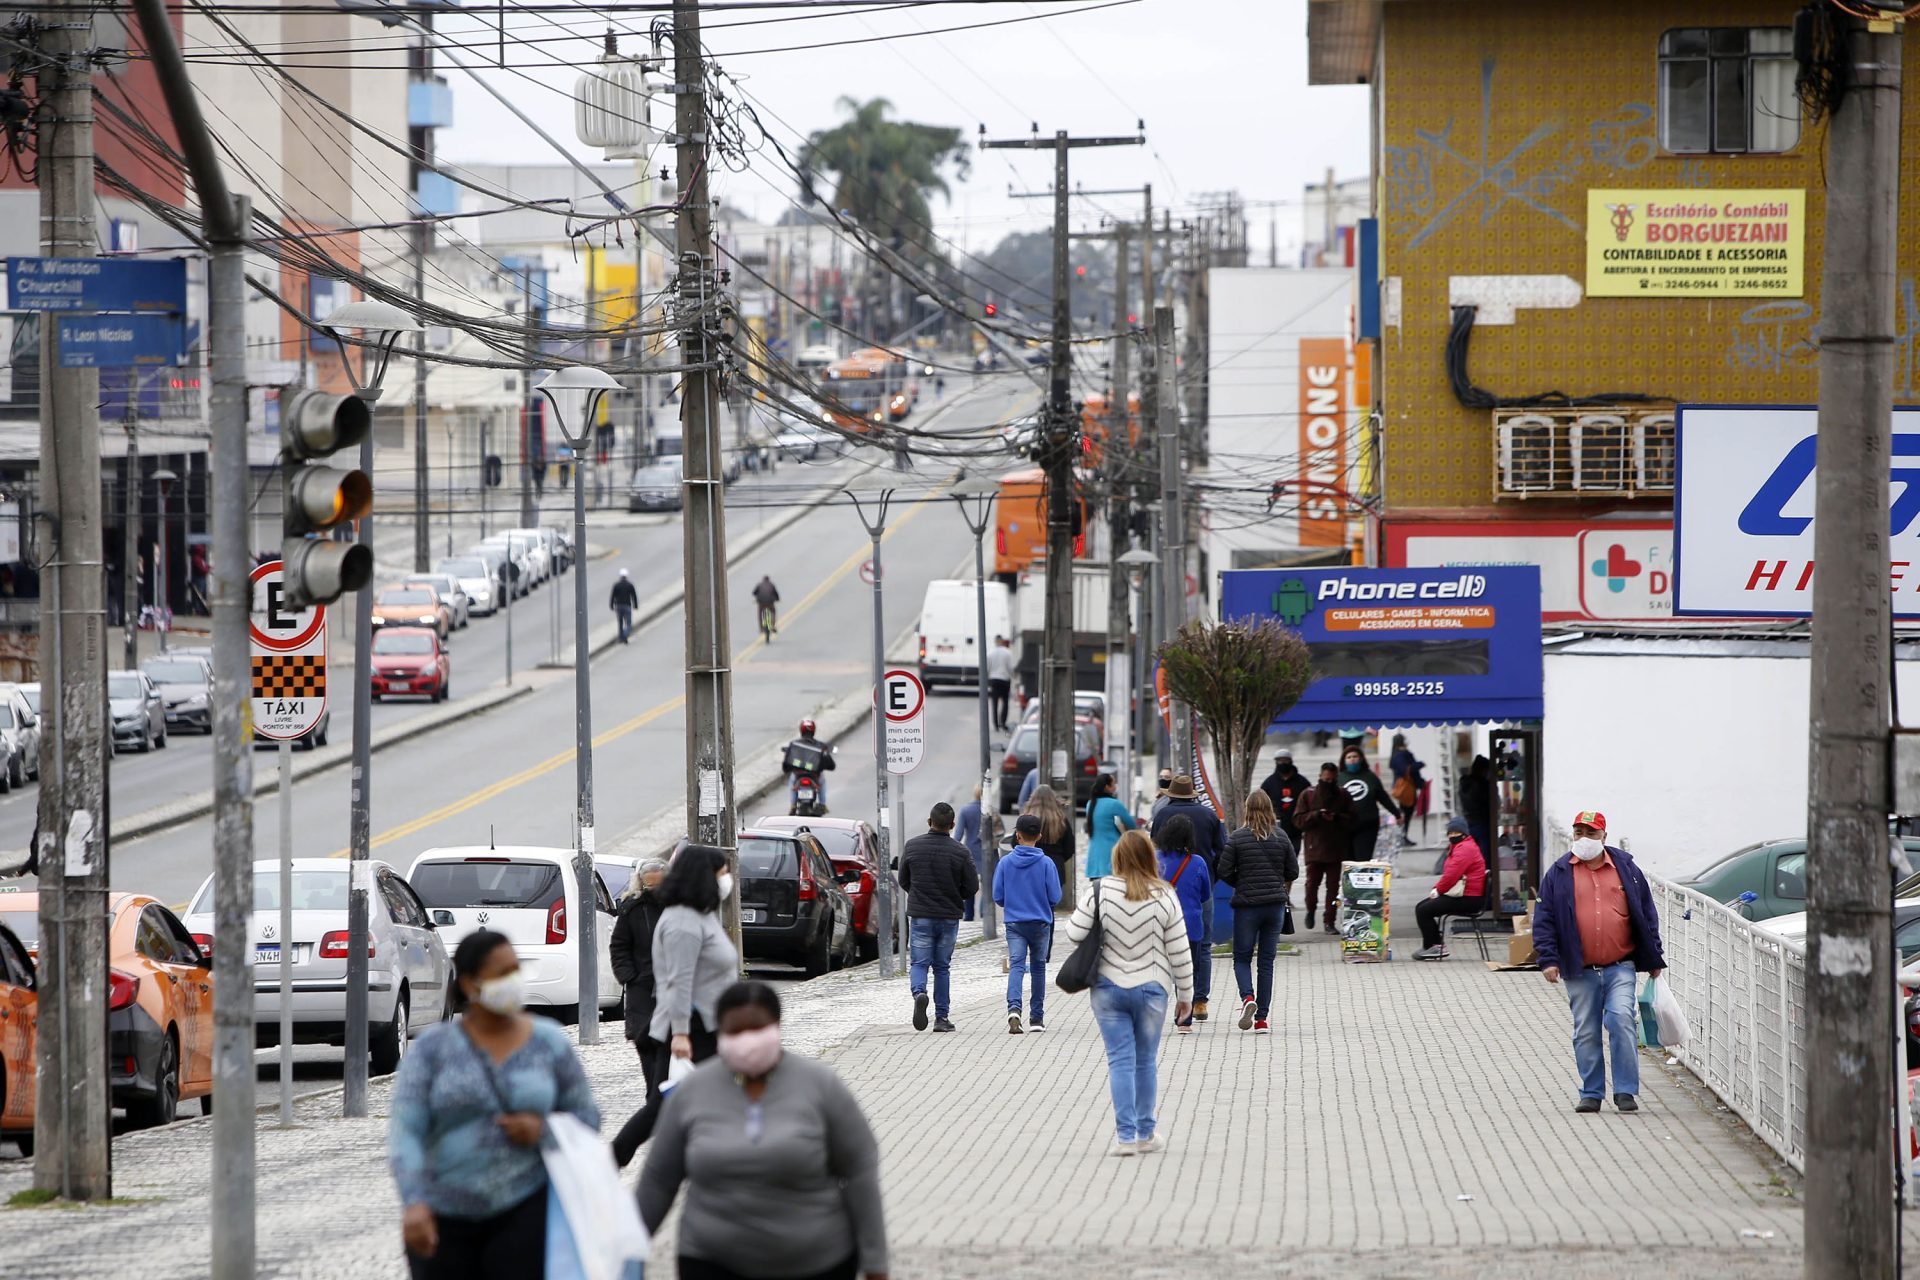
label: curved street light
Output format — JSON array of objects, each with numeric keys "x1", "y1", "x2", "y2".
[{"x1": 319, "y1": 299, "x2": 422, "y2": 402}]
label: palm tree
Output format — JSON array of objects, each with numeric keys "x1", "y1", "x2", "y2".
[{"x1": 798, "y1": 97, "x2": 969, "y2": 264}]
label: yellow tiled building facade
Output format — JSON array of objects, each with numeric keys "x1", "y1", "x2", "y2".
[{"x1": 1313, "y1": 1, "x2": 1920, "y2": 518}]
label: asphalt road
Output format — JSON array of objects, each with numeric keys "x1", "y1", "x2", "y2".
[{"x1": 28, "y1": 375, "x2": 1036, "y2": 907}]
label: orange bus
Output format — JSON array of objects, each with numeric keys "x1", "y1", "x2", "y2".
[
  {"x1": 1078, "y1": 391, "x2": 1141, "y2": 469},
  {"x1": 820, "y1": 346, "x2": 917, "y2": 432},
  {"x1": 993, "y1": 467, "x2": 1088, "y2": 584}
]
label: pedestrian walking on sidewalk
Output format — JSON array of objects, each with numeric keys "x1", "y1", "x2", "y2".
[
  {"x1": 1258, "y1": 750, "x2": 1311, "y2": 851},
  {"x1": 994, "y1": 812, "x2": 1063, "y2": 1034},
  {"x1": 985, "y1": 635, "x2": 1014, "y2": 731},
  {"x1": 1296, "y1": 762, "x2": 1354, "y2": 934},
  {"x1": 1218, "y1": 791, "x2": 1297, "y2": 1033},
  {"x1": 1065, "y1": 831, "x2": 1193, "y2": 1156},
  {"x1": 610, "y1": 858, "x2": 670, "y2": 1096},
  {"x1": 613, "y1": 843, "x2": 739, "y2": 1166},
  {"x1": 1340, "y1": 745, "x2": 1407, "y2": 865},
  {"x1": 957, "y1": 785, "x2": 986, "y2": 922},
  {"x1": 389, "y1": 929, "x2": 600, "y2": 1280},
  {"x1": 1413, "y1": 819, "x2": 1486, "y2": 960},
  {"x1": 900, "y1": 802, "x2": 979, "y2": 1033},
  {"x1": 1022, "y1": 784, "x2": 1076, "y2": 888},
  {"x1": 609, "y1": 568, "x2": 640, "y2": 643},
  {"x1": 1149, "y1": 775, "x2": 1227, "y2": 871},
  {"x1": 1148, "y1": 768, "x2": 1174, "y2": 819},
  {"x1": 641, "y1": 982, "x2": 889, "y2": 1280},
  {"x1": 1084, "y1": 772, "x2": 1137, "y2": 880},
  {"x1": 1532, "y1": 810, "x2": 1666, "y2": 1114},
  {"x1": 1153, "y1": 815, "x2": 1213, "y2": 1032}
]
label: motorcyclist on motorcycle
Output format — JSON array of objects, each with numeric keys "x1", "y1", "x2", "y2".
[{"x1": 783, "y1": 717, "x2": 836, "y2": 814}]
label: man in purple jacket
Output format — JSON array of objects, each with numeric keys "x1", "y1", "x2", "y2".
[{"x1": 1532, "y1": 809, "x2": 1665, "y2": 1114}]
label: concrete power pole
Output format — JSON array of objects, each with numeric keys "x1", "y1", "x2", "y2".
[
  {"x1": 673, "y1": 0, "x2": 740, "y2": 938},
  {"x1": 411, "y1": 14, "x2": 434, "y2": 572},
  {"x1": 1154, "y1": 304, "x2": 1188, "y2": 771},
  {"x1": 981, "y1": 128, "x2": 1138, "y2": 905},
  {"x1": 1805, "y1": 12, "x2": 1902, "y2": 1277},
  {"x1": 1106, "y1": 225, "x2": 1133, "y2": 789},
  {"x1": 32, "y1": 0, "x2": 111, "y2": 1201}
]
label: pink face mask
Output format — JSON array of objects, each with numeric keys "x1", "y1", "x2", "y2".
[{"x1": 718, "y1": 1024, "x2": 783, "y2": 1077}]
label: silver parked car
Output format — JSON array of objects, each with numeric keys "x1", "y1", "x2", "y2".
[
  {"x1": 181, "y1": 858, "x2": 450, "y2": 1076},
  {"x1": 405, "y1": 572, "x2": 471, "y2": 630},
  {"x1": 142, "y1": 654, "x2": 214, "y2": 734},
  {"x1": 0, "y1": 683, "x2": 39, "y2": 790},
  {"x1": 435, "y1": 555, "x2": 497, "y2": 616},
  {"x1": 107, "y1": 669, "x2": 167, "y2": 753},
  {"x1": 628, "y1": 458, "x2": 684, "y2": 512}
]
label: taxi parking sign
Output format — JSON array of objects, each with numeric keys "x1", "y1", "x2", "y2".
[{"x1": 250, "y1": 558, "x2": 328, "y2": 740}]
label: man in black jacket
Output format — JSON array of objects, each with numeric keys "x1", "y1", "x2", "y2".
[
  {"x1": 1340, "y1": 744, "x2": 1407, "y2": 864},
  {"x1": 608, "y1": 857, "x2": 669, "y2": 1097},
  {"x1": 1258, "y1": 750, "x2": 1311, "y2": 849},
  {"x1": 609, "y1": 567, "x2": 640, "y2": 643},
  {"x1": 898, "y1": 801, "x2": 980, "y2": 1033}
]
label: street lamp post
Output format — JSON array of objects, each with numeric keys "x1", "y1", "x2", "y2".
[
  {"x1": 950, "y1": 474, "x2": 1000, "y2": 938},
  {"x1": 317, "y1": 298, "x2": 422, "y2": 1117},
  {"x1": 153, "y1": 468, "x2": 177, "y2": 652},
  {"x1": 536, "y1": 365, "x2": 620, "y2": 1045},
  {"x1": 1120, "y1": 547, "x2": 1157, "y2": 809}
]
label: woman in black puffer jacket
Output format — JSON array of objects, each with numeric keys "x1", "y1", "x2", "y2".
[
  {"x1": 1216, "y1": 791, "x2": 1299, "y2": 1032},
  {"x1": 609, "y1": 858, "x2": 669, "y2": 1098}
]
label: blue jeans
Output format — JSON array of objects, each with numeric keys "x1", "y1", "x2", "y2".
[
  {"x1": 1006, "y1": 920, "x2": 1051, "y2": 1023},
  {"x1": 1189, "y1": 936, "x2": 1213, "y2": 1005},
  {"x1": 614, "y1": 604, "x2": 633, "y2": 642},
  {"x1": 1090, "y1": 978, "x2": 1168, "y2": 1142},
  {"x1": 1231, "y1": 902, "x2": 1285, "y2": 1018},
  {"x1": 909, "y1": 917, "x2": 960, "y2": 1018},
  {"x1": 1564, "y1": 960, "x2": 1641, "y2": 1099}
]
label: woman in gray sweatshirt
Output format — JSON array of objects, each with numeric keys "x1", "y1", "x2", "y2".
[
  {"x1": 641, "y1": 981, "x2": 888, "y2": 1280},
  {"x1": 613, "y1": 842, "x2": 739, "y2": 1167}
]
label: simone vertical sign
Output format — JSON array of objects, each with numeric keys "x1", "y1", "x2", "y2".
[{"x1": 1297, "y1": 337, "x2": 1348, "y2": 547}]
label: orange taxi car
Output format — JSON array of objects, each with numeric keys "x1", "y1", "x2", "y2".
[
  {"x1": 0, "y1": 919, "x2": 35, "y2": 1155},
  {"x1": 0, "y1": 892, "x2": 213, "y2": 1129}
]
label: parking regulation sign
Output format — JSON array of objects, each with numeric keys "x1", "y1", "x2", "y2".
[
  {"x1": 250, "y1": 559, "x2": 328, "y2": 740},
  {"x1": 879, "y1": 667, "x2": 925, "y2": 775}
]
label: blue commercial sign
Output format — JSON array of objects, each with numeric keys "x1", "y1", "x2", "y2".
[
  {"x1": 1218, "y1": 565, "x2": 1544, "y2": 728},
  {"x1": 55, "y1": 314, "x2": 185, "y2": 368},
  {"x1": 6, "y1": 256, "x2": 188, "y2": 314}
]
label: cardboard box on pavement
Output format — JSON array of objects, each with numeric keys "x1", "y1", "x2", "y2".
[{"x1": 1507, "y1": 933, "x2": 1537, "y2": 967}]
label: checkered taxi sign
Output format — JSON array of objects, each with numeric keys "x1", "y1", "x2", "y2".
[{"x1": 252, "y1": 653, "x2": 326, "y2": 700}]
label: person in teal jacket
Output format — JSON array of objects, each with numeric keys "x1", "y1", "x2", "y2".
[
  {"x1": 1084, "y1": 772, "x2": 1137, "y2": 880},
  {"x1": 1154, "y1": 814, "x2": 1214, "y2": 1031}
]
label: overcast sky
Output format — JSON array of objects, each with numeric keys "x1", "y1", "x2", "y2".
[{"x1": 431, "y1": 0, "x2": 1370, "y2": 263}]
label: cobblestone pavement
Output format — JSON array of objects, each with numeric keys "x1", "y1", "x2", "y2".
[{"x1": 3, "y1": 888, "x2": 1915, "y2": 1279}]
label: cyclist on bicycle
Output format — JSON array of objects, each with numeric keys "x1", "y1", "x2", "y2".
[
  {"x1": 782, "y1": 717, "x2": 835, "y2": 810},
  {"x1": 752, "y1": 574, "x2": 781, "y2": 637}
]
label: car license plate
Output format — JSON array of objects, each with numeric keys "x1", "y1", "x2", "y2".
[
  {"x1": 741, "y1": 908, "x2": 762, "y2": 924},
  {"x1": 253, "y1": 944, "x2": 281, "y2": 964}
]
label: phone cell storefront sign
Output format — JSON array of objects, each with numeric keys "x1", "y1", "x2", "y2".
[{"x1": 1674, "y1": 404, "x2": 1920, "y2": 618}]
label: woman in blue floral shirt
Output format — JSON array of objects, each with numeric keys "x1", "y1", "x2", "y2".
[{"x1": 388, "y1": 929, "x2": 599, "y2": 1278}]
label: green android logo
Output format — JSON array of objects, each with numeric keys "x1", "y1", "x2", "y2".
[{"x1": 1272, "y1": 578, "x2": 1313, "y2": 627}]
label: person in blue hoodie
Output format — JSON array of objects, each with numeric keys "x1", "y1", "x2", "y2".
[
  {"x1": 993, "y1": 812, "x2": 1064, "y2": 1034},
  {"x1": 1154, "y1": 814, "x2": 1214, "y2": 1033}
]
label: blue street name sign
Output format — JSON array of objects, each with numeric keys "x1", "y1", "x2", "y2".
[
  {"x1": 5, "y1": 256, "x2": 188, "y2": 313},
  {"x1": 55, "y1": 314, "x2": 186, "y2": 368}
]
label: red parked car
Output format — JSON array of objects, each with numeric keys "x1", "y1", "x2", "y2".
[
  {"x1": 371, "y1": 627, "x2": 450, "y2": 702},
  {"x1": 750, "y1": 815, "x2": 895, "y2": 961}
]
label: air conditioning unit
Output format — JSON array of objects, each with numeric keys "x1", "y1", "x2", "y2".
[
  {"x1": 1570, "y1": 414, "x2": 1630, "y2": 492},
  {"x1": 1497, "y1": 415, "x2": 1557, "y2": 493},
  {"x1": 1635, "y1": 414, "x2": 1676, "y2": 491}
]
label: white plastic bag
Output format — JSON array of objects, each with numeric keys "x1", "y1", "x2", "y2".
[
  {"x1": 663, "y1": 1053, "x2": 696, "y2": 1092},
  {"x1": 542, "y1": 1112, "x2": 649, "y2": 1280},
  {"x1": 1648, "y1": 976, "x2": 1692, "y2": 1048}
]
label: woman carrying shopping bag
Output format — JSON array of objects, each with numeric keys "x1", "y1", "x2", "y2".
[
  {"x1": 388, "y1": 929, "x2": 600, "y2": 1280},
  {"x1": 641, "y1": 981, "x2": 890, "y2": 1280},
  {"x1": 1063, "y1": 831, "x2": 1193, "y2": 1157}
]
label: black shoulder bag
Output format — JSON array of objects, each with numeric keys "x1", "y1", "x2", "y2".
[{"x1": 1055, "y1": 880, "x2": 1103, "y2": 994}]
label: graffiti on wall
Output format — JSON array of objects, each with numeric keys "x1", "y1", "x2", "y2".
[
  {"x1": 1385, "y1": 57, "x2": 1707, "y2": 250},
  {"x1": 1725, "y1": 278, "x2": 1920, "y2": 396}
]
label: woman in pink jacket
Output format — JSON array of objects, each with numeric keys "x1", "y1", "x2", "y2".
[{"x1": 1413, "y1": 817, "x2": 1487, "y2": 960}]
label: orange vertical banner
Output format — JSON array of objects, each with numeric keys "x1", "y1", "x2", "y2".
[{"x1": 1298, "y1": 337, "x2": 1349, "y2": 547}]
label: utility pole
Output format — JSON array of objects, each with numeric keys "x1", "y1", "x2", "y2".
[
  {"x1": 131, "y1": 0, "x2": 254, "y2": 1267},
  {"x1": 410, "y1": 10, "x2": 434, "y2": 572},
  {"x1": 519, "y1": 266, "x2": 538, "y2": 528},
  {"x1": 122, "y1": 403, "x2": 138, "y2": 670},
  {"x1": 673, "y1": 0, "x2": 740, "y2": 944},
  {"x1": 32, "y1": 0, "x2": 111, "y2": 1202},
  {"x1": 343, "y1": 401, "x2": 375, "y2": 1121},
  {"x1": 981, "y1": 126, "x2": 1139, "y2": 901},
  {"x1": 851, "y1": 489, "x2": 894, "y2": 974},
  {"x1": 1805, "y1": 11, "x2": 1902, "y2": 1277},
  {"x1": 1154, "y1": 304, "x2": 1188, "y2": 771}
]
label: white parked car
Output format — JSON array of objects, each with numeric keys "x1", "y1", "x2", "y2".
[
  {"x1": 435, "y1": 556, "x2": 497, "y2": 616},
  {"x1": 181, "y1": 859, "x2": 451, "y2": 1075},
  {"x1": 405, "y1": 846, "x2": 620, "y2": 1024}
]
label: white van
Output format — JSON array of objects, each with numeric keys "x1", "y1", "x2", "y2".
[
  {"x1": 405, "y1": 846, "x2": 620, "y2": 1024},
  {"x1": 918, "y1": 578, "x2": 1014, "y2": 688}
]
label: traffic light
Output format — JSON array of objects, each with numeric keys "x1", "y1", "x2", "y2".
[
  {"x1": 280, "y1": 389, "x2": 374, "y2": 607},
  {"x1": 983, "y1": 302, "x2": 997, "y2": 318}
]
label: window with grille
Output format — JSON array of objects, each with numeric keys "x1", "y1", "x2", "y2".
[{"x1": 1659, "y1": 28, "x2": 1800, "y2": 154}]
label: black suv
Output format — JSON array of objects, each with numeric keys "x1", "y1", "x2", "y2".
[
  {"x1": 998, "y1": 721, "x2": 1105, "y2": 812},
  {"x1": 738, "y1": 827, "x2": 856, "y2": 976}
]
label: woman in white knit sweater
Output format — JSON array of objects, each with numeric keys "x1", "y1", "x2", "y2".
[{"x1": 1064, "y1": 830, "x2": 1195, "y2": 1156}]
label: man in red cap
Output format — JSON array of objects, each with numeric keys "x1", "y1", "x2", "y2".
[{"x1": 1531, "y1": 809, "x2": 1665, "y2": 1114}]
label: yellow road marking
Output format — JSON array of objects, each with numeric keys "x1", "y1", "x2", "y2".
[{"x1": 327, "y1": 481, "x2": 946, "y2": 858}]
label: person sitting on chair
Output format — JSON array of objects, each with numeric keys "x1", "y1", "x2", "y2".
[{"x1": 1413, "y1": 818, "x2": 1486, "y2": 960}]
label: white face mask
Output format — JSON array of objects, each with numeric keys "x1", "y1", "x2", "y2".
[
  {"x1": 1571, "y1": 836, "x2": 1606, "y2": 862},
  {"x1": 474, "y1": 972, "x2": 526, "y2": 1015},
  {"x1": 716, "y1": 873, "x2": 736, "y2": 902}
]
